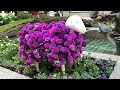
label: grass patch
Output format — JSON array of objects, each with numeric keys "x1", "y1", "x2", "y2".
[{"x1": 0, "y1": 18, "x2": 33, "y2": 32}]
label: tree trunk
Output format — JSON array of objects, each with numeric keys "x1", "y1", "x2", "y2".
[
  {"x1": 114, "y1": 15, "x2": 120, "y2": 55},
  {"x1": 116, "y1": 42, "x2": 120, "y2": 55},
  {"x1": 108, "y1": 12, "x2": 120, "y2": 55}
]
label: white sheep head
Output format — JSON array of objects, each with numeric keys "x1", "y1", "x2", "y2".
[{"x1": 66, "y1": 15, "x2": 87, "y2": 34}]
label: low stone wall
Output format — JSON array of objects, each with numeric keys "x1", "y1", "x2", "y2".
[{"x1": 0, "y1": 24, "x2": 25, "y2": 38}]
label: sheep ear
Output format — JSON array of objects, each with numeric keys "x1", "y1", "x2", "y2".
[{"x1": 65, "y1": 15, "x2": 86, "y2": 34}]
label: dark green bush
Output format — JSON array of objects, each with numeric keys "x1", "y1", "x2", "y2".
[{"x1": 3, "y1": 18, "x2": 11, "y2": 25}]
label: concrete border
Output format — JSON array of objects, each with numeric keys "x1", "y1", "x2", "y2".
[
  {"x1": 109, "y1": 61, "x2": 120, "y2": 79},
  {"x1": 83, "y1": 51, "x2": 120, "y2": 61}
]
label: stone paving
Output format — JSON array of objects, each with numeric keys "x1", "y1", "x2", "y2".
[
  {"x1": 109, "y1": 60, "x2": 120, "y2": 79},
  {"x1": 0, "y1": 67, "x2": 31, "y2": 79}
]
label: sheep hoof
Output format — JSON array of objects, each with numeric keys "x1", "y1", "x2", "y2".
[
  {"x1": 36, "y1": 69, "x2": 41, "y2": 73},
  {"x1": 68, "y1": 75, "x2": 73, "y2": 79}
]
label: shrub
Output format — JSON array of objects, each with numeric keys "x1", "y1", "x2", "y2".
[
  {"x1": 0, "y1": 11, "x2": 16, "y2": 25},
  {"x1": 0, "y1": 36, "x2": 18, "y2": 60},
  {"x1": 16, "y1": 11, "x2": 32, "y2": 20}
]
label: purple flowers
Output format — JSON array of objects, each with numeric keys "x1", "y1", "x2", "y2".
[{"x1": 18, "y1": 21, "x2": 86, "y2": 67}]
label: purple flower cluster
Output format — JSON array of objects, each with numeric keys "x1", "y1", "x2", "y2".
[{"x1": 18, "y1": 21, "x2": 86, "y2": 67}]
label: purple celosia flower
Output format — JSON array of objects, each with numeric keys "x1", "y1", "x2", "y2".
[
  {"x1": 48, "y1": 57, "x2": 54, "y2": 63},
  {"x1": 33, "y1": 50, "x2": 39, "y2": 55},
  {"x1": 22, "y1": 56, "x2": 27, "y2": 61},
  {"x1": 49, "y1": 51, "x2": 58, "y2": 59},
  {"x1": 55, "y1": 61, "x2": 64, "y2": 67},
  {"x1": 18, "y1": 21, "x2": 86, "y2": 67},
  {"x1": 69, "y1": 45, "x2": 75, "y2": 51},
  {"x1": 44, "y1": 43, "x2": 50, "y2": 48},
  {"x1": 27, "y1": 58, "x2": 34, "y2": 64},
  {"x1": 35, "y1": 54, "x2": 41, "y2": 59},
  {"x1": 45, "y1": 37, "x2": 51, "y2": 42},
  {"x1": 32, "y1": 42, "x2": 39, "y2": 48}
]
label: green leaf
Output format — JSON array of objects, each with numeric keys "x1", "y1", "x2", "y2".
[
  {"x1": 73, "y1": 71, "x2": 81, "y2": 79},
  {"x1": 81, "y1": 72, "x2": 95, "y2": 79}
]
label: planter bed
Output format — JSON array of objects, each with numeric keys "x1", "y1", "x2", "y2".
[{"x1": 0, "y1": 55, "x2": 116, "y2": 79}]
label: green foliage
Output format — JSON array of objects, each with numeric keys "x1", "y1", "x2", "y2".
[
  {"x1": 73, "y1": 55, "x2": 100, "y2": 79},
  {"x1": 0, "y1": 11, "x2": 16, "y2": 25},
  {"x1": 73, "y1": 71, "x2": 81, "y2": 79},
  {"x1": 95, "y1": 59, "x2": 116, "y2": 76},
  {"x1": 2, "y1": 46, "x2": 18, "y2": 60},
  {"x1": 23, "y1": 65, "x2": 36, "y2": 75},
  {"x1": 36, "y1": 73, "x2": 47, "y2": 79},
  {"x1": 81, "y1": 72, "x2": 95, "y2": 79},
  {"x1": 16, "y1": 65, "x2": 25, "y2": 72},
  {"x1": 0, "y1": 37, "x2": 18, "y2": 60},
  {"x1": 52, "y1": 72, "x2": 62, "y2": 79},
  {"x1": 16, "y1": 11, "x2": 32, "y2": 20},
  {"x1": 106, "y1": 67, "x2": 114, "y2": 76},
  {"x1": 0, "y1": 18, "x2": 33, "y2": 33}
]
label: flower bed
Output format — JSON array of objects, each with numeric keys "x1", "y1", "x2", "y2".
[
  {"x1": 0, "y1": 47, "x2": 116, "y2": 79},
  {"x1": 0, "y1": 34, "x2": 116, "y2": 79}
]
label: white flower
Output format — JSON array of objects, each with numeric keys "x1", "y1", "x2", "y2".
[
  {"x1": 1, "y1": 44, "x2": 4, "y2": 47},
  {"x1": 0, "y1": 12, "x2": 7, "y2": 18},
  {"x1": 5, "y1": 36, "x2": 8, "y2": 38},
  {"x1": 7, "y1": 43, "x2": 11, "y2": 46}
]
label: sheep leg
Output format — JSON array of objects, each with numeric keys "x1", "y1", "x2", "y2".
[
  {"x1": 61, "y1": 64, "x2": 65, "y2": 75},
  {"x1": 35, "y1": 62, "x2": 41, "y2": 73},
  {"x1": 61, "y1": 64, "x2": 67, "y2": 79}
]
